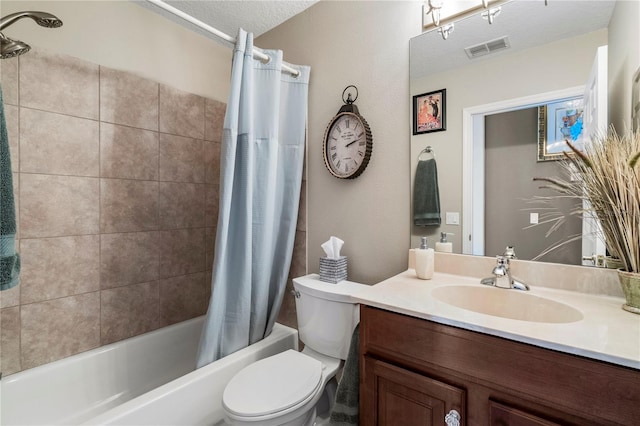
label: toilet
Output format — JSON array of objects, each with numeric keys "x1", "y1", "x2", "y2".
[{"x1": 222, "y1": 274, "x2": 369, "y2": 426}]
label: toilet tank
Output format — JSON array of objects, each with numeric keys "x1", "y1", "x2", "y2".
[{"x1": 292, "y1": 274, "x2": 369, "y2": 360}]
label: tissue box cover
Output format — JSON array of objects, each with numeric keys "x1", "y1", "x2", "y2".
[{"x1": 319, "y1": 256, "x2": 347, "y2": 284}]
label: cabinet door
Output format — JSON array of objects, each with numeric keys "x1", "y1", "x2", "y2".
[
  {"x1": 490, "y1": 400, "x2": 561, "y2": 426},
  {"x1": 362, "y1": 356, "x2": 465, "y2": 426}
]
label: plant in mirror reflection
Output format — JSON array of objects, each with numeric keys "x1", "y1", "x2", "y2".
[{"x1": 530, "y1": 128, "x2": 640, "y2": 273}]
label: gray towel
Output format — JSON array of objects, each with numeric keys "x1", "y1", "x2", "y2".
[
  {"x1": 413, "y1": 158, "x2": 441, "y2": 226},
  {"x1": 0, "y1": 85, "x2": 20, "y2": 290},
  {"x1": 329, "y1": 324, "x2": 359, "y2": 426}
]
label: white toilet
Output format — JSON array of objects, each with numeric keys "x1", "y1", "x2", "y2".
[{"x1": 222, "y1": 274, "x2": 368, "y2": 426}]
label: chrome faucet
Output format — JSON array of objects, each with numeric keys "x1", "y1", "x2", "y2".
[{"x1": 481, "y1": 248, "x2": 529, "y2": 291}]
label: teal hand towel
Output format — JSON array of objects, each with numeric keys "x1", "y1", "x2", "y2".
[
  {"x1": 0, "y1": 85, "x2": 20, "y2": 290},
  {"x1": 413, "y1": 158, "x2": 441, "y2": 226},
  {"x1": 329, "y1": 324, "x2": 359, "y2": 426}
]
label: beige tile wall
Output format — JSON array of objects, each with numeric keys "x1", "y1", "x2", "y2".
[{"x1": 0, "y1": 47, "x2": 307, "y2": 375}]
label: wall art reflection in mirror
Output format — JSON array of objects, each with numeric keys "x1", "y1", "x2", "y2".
[
  {"x1": 537, "y1": 96, "x2": 584, "y2": 162},
  {"x1": 413, "y1": 88, "x2": 446, "y2": 135}
]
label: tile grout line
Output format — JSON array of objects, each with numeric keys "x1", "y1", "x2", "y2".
[
  {"x1": 15, "y1": 104, "x2": 211, "y2": 141},
  {"x1": 157, "y1": 84, "x2": 162, "y2": 237},
  {"x1": 157, "y1": 83, "x2": 162, "y2": 324},
  {"x1": 98, "y1": 65, "x2": 103, "y2": 347}
]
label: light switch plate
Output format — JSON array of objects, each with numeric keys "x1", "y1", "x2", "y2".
[
  {"x1": 445, "y1": 212, "x2": 460, "y2": 225},
  {"x1": 530, "y1": 212, "x2": 539, "y2": 224}
]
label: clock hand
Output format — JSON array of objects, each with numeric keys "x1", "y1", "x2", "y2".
[{"x1": 345, "y1": 138, "x2": 360, "y2": 148}]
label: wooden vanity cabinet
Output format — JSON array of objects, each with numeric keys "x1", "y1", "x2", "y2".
[
  {"x1": 359, "y1": 305, "x2": 640, "y2": 426},
  {"x1": 362, "y1": 356, "x2": 465, "y2": 425}
]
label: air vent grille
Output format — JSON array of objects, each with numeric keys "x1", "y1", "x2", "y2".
[{"x1": 465, "y1": 36, "x2": 510, "y2": 59}]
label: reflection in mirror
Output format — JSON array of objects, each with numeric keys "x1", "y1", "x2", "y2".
[
  {"x1": 484, "y1": 107, "x2": 582, "y2": 265},
  {"x1": 409, "y1": 0, "x2": 622, "y2": 266},
  {"x1": 537, "y1": 97, "x2": 585, "y2": 162}
]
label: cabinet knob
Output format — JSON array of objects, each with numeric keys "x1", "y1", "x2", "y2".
[{"x1": 445, "y1": 409, "x2": 461, "y2": 426}]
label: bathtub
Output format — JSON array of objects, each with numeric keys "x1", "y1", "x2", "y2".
[{"x1": 1, "y1": 316, "x2": 298, "y2": 425}]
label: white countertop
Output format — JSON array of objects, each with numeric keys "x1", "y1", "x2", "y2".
[{"x1": 352, "y1": 270, "x2": 640, "y2": 370}]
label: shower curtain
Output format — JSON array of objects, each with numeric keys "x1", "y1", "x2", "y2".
[{"x1": 197, "y1": 30, "x2": 310, "y2": 367}]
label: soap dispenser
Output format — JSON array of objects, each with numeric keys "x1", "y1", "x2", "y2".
[
  {"x1": 435, "y1": 232, "x2": 453, "y2": 253},
  {"x1": 415, "y1": 237, "x2": 434, "y2": 280}
]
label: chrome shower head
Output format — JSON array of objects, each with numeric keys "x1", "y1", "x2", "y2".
[
  {"x1": 32, "y1": 12, "x2": 63, "y2": 28},
  {"x1": 0, "y1": 32, "x2": 30, "y2": 59},
  {"x1": 0, "y1": 11, "x2": 63, "y2": 31}
]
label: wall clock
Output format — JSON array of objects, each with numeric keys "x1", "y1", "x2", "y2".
[{"x1": 322, "y1": 85, "x2": 373, "y2": 179}]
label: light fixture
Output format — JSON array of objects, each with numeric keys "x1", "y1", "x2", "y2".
[
  {"x1": 438, "y1": 23, "x2": 455, "y2": 40},
  {"x1": 423, "y1": 0, "x2": 526, "y2": 40},
  {"x1": 427, "y1": 0, "x2": 444, "y2": 27},
  {"x1": 481, "y1": 6, "x2": 502, "y2": 24}
]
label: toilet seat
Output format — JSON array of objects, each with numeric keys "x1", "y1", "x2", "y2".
[{"x1": 223, "y1": 349, "x2": 323, "y2": 419}]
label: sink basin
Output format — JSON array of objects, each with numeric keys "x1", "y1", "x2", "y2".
[{"x1": 431, "y1": 286, "x2": 583, "y2": 323}]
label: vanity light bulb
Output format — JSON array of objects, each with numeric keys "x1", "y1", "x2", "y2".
[
  {"x1": 438, "y1": 23, "x2": 454, "y2": 40},
  {"x1": 428, "y1": 0, "x2": 443, "y2": 26},
  {"x1": 481, "y1": 7, "x2": 501, "y2": 25},
  {"x1": 432, "y1": 8, "x2": 441, "y2": 26}
]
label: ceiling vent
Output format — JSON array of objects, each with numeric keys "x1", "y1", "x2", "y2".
[{"x1": 465, "y1": 36, "x2": 510, "y2": 59}]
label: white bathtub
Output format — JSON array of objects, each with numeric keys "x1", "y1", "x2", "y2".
[{"x1": 1, "y1": 316, "x2": 298, "y2": 425}]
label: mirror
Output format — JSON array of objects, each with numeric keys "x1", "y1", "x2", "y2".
[{"x1": 409, "y1": 0, "x2": 618, "y2": 265}]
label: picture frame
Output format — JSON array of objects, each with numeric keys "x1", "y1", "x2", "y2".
[
  {"x1": 632, "y1": 66, "x2": 640, "y2": 132},
  {"x1": 537, "y1": 97, "x2": 584, "y2": 162},
  {"x1": 413, "y1": 89, "x2": 446, "y2": 135}
]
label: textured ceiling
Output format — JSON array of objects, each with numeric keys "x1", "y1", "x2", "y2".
[
  {"x1": 411, "y1": 0, "x2": 616, "y2": 79},
  {"x1": 137, "y1": 0, "x2": 319, "y2": 47}
]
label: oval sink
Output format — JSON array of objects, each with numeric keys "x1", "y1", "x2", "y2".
[{"x1": 431, "y1": 286, "x2": 583, "y2": 323}]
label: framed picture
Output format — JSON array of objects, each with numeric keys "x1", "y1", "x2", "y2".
[
  {"x1": 537, "y1": 97, "x2": 584, "y2": 162},
  {"x1": 413, "y1": 89, "x2": 446, "y2": 135}
]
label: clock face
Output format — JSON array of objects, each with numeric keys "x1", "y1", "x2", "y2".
[{"x1": 324, "y1": 112, "x2": 371, "y2": 179}]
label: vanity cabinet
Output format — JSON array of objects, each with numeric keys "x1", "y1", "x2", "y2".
[{"x1": 359, "y1": 305, "x2": 640, "y2": 426}]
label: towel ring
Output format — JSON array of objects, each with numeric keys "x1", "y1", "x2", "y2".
[{"x1": 418, "y1": 146, "x2": 435, "y2": 161}]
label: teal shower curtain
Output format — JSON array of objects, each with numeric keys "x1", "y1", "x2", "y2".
[
  {"x1": 197, "y1": 30, "x2": 310, "y2": 367},
  {"x1": 0, "y1": 85, "x2": 20, "y2": 291}
]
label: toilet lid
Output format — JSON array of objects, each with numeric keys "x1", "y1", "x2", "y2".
[{"x1": 223, "y1": 349, "x2": 323, "y2": 417}]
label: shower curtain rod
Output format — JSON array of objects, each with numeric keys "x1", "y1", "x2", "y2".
[{"x1": 146, "y1": 0, "x2": 300, "y2": 77}]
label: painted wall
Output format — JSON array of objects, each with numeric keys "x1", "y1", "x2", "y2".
[
  {"x1": 410, "y1": 29, "x2": 608, "y2": 252},
  {"x1": 0, "y1": 0, "x2": 231, "y2": 101},
  {"x1": 258, "y1": 1, "x2": 423, "y2": 285},
  {"x1": 608, "y1": 0, "x2": 640, "y2": 132}
]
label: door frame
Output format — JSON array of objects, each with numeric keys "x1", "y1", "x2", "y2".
[{"x1": 461, "y1": 86, "x2": 585, "y2": 255}]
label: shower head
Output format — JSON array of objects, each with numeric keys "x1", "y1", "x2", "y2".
[
  {"x1": 0, "y1": 32, "x2": 30, "y2": 59},
  {"x1": 0, "y1": 11, "x2": 61, "y2": 59},
  {"x1": 0, "y1": 11, "x2": 63, "y2": 31}
]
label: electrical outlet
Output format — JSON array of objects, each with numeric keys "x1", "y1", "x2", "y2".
[{"x1": 445, "y1": 212, "x2": 459, "y2": 225}]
